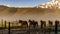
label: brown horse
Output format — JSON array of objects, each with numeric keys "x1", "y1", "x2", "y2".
[
  {"x1": 40, "y1": 20, "x2": 46, "y2": 29},
  {"x1": 19, "y1": 20, "x2": 28, "y2": 28},
  {"x1": 29, "y1": 20, "x2": 38, "y2": 28},
  {"x1": 48, "y1": 20, "x2": 53, "y2": 27},
  {"x1": 40, "y1": 20, "x2": 46, "y2": 34}
]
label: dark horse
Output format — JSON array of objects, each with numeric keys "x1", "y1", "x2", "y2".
[
  {"x1": 19, "y1": 20, "x2": 28, "y2": 28},
  {"x1": 40, "y1": 20, "x2": 46, "y2": 29},
  {"x1": 40, "y1": 20, "x2": 46, "y2": 34},
  {"x1": 48, "y1": 20, "x2": 53, "y2": 27},
  {"x1": 29, "y1": 20, "x2": 38, "y2": 28}
]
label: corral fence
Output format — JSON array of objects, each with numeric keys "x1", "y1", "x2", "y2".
[{"x1": 0, "y1": 20, "x2": 60, "y2": 34}]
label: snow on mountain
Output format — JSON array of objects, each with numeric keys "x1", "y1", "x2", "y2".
[{"x1": 37, "y1": 0, "x2": 60, "y2": 9}]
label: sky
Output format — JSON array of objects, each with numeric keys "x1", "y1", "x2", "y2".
[{"x1": 0, "y1": 0, "x2": 49, "y2": 7}]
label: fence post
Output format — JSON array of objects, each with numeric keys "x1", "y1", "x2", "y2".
[
  {"x1": 40, "y1": 20, "x2": 43, "y2": 29},
  {"x1": 8, "y1": 22, "x2": 10, "y2": 34},
  {"x1": 5, "y1": 21, "x2": 6, "y2": 28},
  {"x1": 55, "y1": 20, "x2": 59, "y2": 34}
]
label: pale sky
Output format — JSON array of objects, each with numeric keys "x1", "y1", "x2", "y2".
[{"x1": 0, "y1": 0, "x2": 49, "y2": 7}]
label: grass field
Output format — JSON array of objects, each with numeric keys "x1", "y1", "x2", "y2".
[{"x1": 0, "y1": 24, "x2": 59, "y2": 34}]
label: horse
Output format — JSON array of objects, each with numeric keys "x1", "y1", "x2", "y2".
[
  {"x1": 29, "y1": 20, "x2": 38, "y2": 28},
  {"x1": 40, "y1": 20, "x2": 46, "y2": 29},
  {"x1": 19, "y1": 20, "x2": 28, "y2": 28},
  {"x1": 40, "y1": 20, "x2": 46, "y2": 34},
  {"x1": 48, "y1": 20, "x2": 53, "y2": 27}
]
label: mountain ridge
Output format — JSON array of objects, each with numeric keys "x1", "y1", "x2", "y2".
[{"x1": 36, "y1": 0, "x2": 60, "y2": 9}]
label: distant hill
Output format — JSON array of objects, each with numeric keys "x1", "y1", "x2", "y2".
[{"x1": 0, "y1": 5, "x2": 60, "y2": 21}]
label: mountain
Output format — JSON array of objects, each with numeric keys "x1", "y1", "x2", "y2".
[
  {"x1": 0, "y1": 3, "x2": 60, "y2": 22},
  {"x1": 36, "y1": 0, "x2": 60, "y2": 9}
]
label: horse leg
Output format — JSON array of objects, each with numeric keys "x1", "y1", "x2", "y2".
[
  {"x1": 27, "y1": 24, "x2": 28, "y2": 28},
  {"x1": 37, "y1": 24, "x2": 38, "y2": 27}
]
